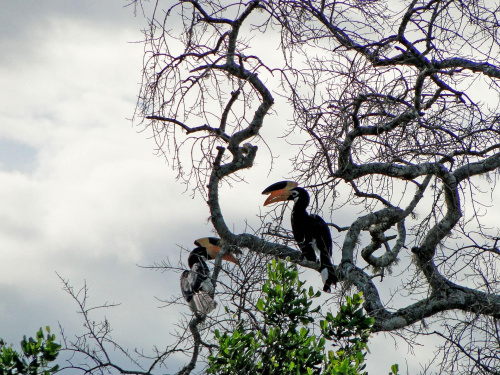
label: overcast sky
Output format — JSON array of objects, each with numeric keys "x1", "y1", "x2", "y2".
[
  {"x1": 0, "y1": 1, "x2": 470, "y2": 374},
  {"x1": 0, "y1": 0, "x2": 198, "y2": 367}
]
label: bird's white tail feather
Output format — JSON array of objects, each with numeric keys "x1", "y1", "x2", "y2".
[
  {"x1": 321, "y1": 267, "x2": 329, "y2": 284},
  {"x1": 200, "y1": 278, "x2": 215, "y2": 294},
  {"x1": 191, "y1": 291, "x2": 216, "y2": 315},
  {"x1": 311, "y1": 239, "x2": 321, "y2": 263}
]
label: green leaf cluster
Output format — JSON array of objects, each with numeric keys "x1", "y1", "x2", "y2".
[
  {"x1": 207, "y1": 258, "x2": 397, "y2": 374},
  {"x1": 208, "y1": 258, "x2": 324, "y2": 374},
  {"x1": 320, "y1": 294, "x2": 375, "y2": 374},
  {"x1": 0, "y1": 327, "x2": 60, "y2": 375}
]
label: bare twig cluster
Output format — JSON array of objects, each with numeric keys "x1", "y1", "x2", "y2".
[{"x1": 60, "y1": 0, "x2": 500, "y2": 373}]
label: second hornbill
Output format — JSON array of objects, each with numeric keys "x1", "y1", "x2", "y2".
[
  {"x1": 180, "y1": 237, "x2": 239, "y2": 316},
  {"x1": 262, "y1": 181, "x2": 337, "y2": 292}
]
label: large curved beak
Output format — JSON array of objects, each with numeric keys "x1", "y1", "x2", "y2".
[
  {"x1": 194, "y1": 237, "x2": 240, "y2": 265},
  {"x1": 220, "y1": 252, "x2": 240, "y2": 265},
  {"x1": 262, "y1": 181, "x2": 298, "y2": 206}
]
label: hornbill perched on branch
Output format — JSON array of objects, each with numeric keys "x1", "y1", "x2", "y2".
[
  {"x1": 180, "y1": 237, "x2": 239, "y2": 316},
  {"x1": 262, "y1": 181, "x2": 337, "y2": 292}
]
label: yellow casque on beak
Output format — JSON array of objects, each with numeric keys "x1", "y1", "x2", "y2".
[
  {"x1": 194, "y1": 237, "x2": 240, "y2": 265},
  {"x1": 262, "y1": 181, "x2": 298, "y2": 206},
  {"x1": 194, "y1": 237, "x2": 221, "y2": 249}
]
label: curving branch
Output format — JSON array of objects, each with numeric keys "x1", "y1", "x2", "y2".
[{"x1": 133, "y1": 0, "x2": 500, "y2": 373}]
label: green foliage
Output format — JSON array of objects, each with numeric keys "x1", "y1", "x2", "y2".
[
  {"x1": 209, "y1": 325, "x2": 262, "y2": 374},
  {"x1": 0, "y1": 327, "x2": 60, "y2": 375},
  {"x1": 320, "y1": 293, "x2": 374, "y2": 375},
  {"x1": 391, "y1": 364, "x2": 400, "y2": 375},
  {"x1": 255, "y1": 258, "x2": 325, "y2": 374},
  {"x1": 207, "y1": 258, "x2": 397, "y2": 374},
  {"x1": 208, "y1": 258, "x2": 324, "y2": 374}
]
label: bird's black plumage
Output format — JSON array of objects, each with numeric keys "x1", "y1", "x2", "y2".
[
  {"x1": 263, "y1": 183, "x2": 337, "y2": 292},
  {"x1": 288, "y1": 187, "x2": 336, "y2": 291}
]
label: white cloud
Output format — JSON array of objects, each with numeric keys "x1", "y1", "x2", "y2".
[
  {"x1": 0, "y1": 1, "x2": 207, "y2": 358},
  {"x1": 3, "y1": 2, "x2": 497, "y2": 374}
]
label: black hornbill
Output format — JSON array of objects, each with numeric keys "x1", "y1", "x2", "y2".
[
  {"x1": 262, "y1": 181, "x2": 337, "y2": 292},
  {"x1": 180, "y1": 237, "x2": 239, "y2": 316}
]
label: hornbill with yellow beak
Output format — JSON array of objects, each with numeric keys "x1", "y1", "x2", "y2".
[
  {"x1": 262, "y1": 181, "x2": 337, "y2": 292},
  {"x1": 180, "y1": 237, "x2": 239, "y2": 316}
]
